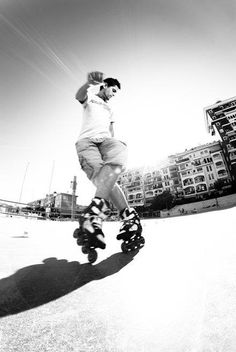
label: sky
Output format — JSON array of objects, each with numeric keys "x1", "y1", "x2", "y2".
[{"x1": 1, "y1": 0, "x2": 236, "y2": 205}]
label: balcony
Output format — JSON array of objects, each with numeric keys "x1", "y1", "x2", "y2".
[
  {"x1": 196, "y1": 184, "x2": 207, "y2": 193},
  {"x1": 212, "y1": 153, "x2": 222, "y2": 160},
  {"x1": 218, "y1": 169, "x2": 228, "y2": 177},
  {"x1": 227, "y1": 145, "x2": 236, "y2": 152},
  {"x1": 144, "y1": 180, "x2": 153, "y2": 185},
  {"x1": 176, "y1": 158, "x2": 190, "y2": 164},
  {"x1": 229, "y1": 136, "x2": 236, "y2": 142},
  {"x1": 128, "y1": 192, "x2": 144, "y2": 201},
  {"x1": 215, "y1": 161, "x2": 224, "y2": 168},
  {"x1": 229, "y1": 151, "x2": 236, "y2": 160},
  {"x1": 145, "y1": 191, "x2": 155, "y2": 198},
  {"x1": 194, "y1": 176, "x2": 205, "y2": 183},
  {"x1": 183, "y1": 186, "x2": 195, "y2": 195},
  {"x1": 183, "y1": 178, "x2": 194, "y2": 186},
  {"x1": 133, "y1": 199, "x2": 144, "y2": 206}
]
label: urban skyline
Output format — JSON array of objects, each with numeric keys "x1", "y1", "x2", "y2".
[
  {"x1": 7, "y1": 135, "x2": 234, "y2": 208},
  {"x1": 1, "y1": 0, "x2": 236, "y2": 204}
]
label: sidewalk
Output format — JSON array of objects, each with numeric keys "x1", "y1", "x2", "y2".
[{"x1": 0, "y1": 207, "x2": 236, "y2": 351}]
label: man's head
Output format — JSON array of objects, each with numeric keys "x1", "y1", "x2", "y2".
[{"x1": 99, "y1": 77, "x2": 121, "y2": 102}]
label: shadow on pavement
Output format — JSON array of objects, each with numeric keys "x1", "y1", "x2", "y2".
[{"x1": 0, "y1": 251, "x2": 138, "y2": 318}]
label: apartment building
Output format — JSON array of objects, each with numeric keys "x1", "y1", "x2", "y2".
[
  {"x1": 169, "y1": 141, "x2": 231, "y2": 198},
  {"x1": 29, "y1": 192, "x2": 77, "y2": 217},
  {"x1": 118, "y1": 141, "x2": 231, "y2": 207},
  {"x1": 118, "y1": 161, "x2": 181, "y2": 207},
  {"x1": 117, "y1": 167, "x2": 145, "y2": 207},
  {"x1": 204, "y1": 96, "x2": 236, "y2": 181}
]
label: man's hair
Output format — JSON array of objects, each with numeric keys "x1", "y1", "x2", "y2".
[{"x1": 103, "y1": 77, "x2": 121, "y2": 90}]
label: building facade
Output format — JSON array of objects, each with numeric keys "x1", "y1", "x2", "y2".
[
  {"x1": 204, "y1": 96, "x2": 236, "y2": 182},
  {"x1": 29, "y1": 192, "x2": 77, "y2": 217},
  {"x1": 118, "y1": 141, "x2": 232, "y2": 208},
  {"x1": 117, "y1": 167, "x2": 145, "y2": 207},
  {"x1": 169, "y1": 141, "x2": 231, "y2": 198}
]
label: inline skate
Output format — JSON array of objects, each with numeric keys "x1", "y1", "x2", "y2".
[
  {"x1": 117, "y1": 207, "x2": 145, "y2": 253},
  {"x1": 73, "y1": 197, "x2": 110, "y2": 263}
]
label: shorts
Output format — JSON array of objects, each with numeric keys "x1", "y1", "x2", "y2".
[{"x1": 75, "y1": 137, "x2": 128, "y2": 181}]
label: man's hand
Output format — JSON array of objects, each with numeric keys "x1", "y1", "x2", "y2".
[{"x1": 87, "y1": 71, "x2": 104, "y2": 85}]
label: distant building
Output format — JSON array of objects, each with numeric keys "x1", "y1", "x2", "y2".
[
  {"x1": 29, "y1": 192, "x2": 78, "y2": 218},
  {"x1": 118, "y1": 141, "x2": 232, "y2": 207},
  {"x1": 117, "y1": 167, "x2": 145, "y2": 207},
  {"x1": 204, "y1": 96, "x2": 236, "y2": 182},
  {"x1": 169, "y1": 141, "x2": 231, "y2": 198}
]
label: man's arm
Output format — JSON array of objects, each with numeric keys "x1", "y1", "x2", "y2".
[
  {"x1": 75, "y1": 82, "x2": 90, "y2": 104},
  {"x1": 75, "y1": 71, "x2": 104, "y2": 104},
  {"x1": 109, "y1": 122, "x2": 115, "y2": 137}
]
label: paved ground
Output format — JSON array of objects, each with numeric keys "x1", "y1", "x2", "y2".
[{"x1": 0, "y1": 207, "x2": 236, "y2": 351}]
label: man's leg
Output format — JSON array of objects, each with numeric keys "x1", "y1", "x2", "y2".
[
  {"x1": 95, "y1": 138, "x2": 128, "y2": 204},
  {"x1": 109, "y1": 183, "x2": 129, "y2": 211},
  {"x1": 93, "y1": 164, "x2": 142, "y2": 240},
  {"x1": 77, "y1": 138, "x2": 143, "y2": 252},
  {"x1": 93, "y1": 165, "x2": 128, "y2": 211},
  {"x1": 75, "y1": 139, "x2": 110, "y2": 252}
]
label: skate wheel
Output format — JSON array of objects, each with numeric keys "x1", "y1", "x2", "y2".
[
  {"x1": 135, "y1": 236, "x2": 145, "y2": 250},
  {"x1": 121, "y1": 242, "x2": 129, "y2": 253},
  {"x1": 82, "y1": 245, "x2": 89, "y2": 254},
  {"x1": 77, "y1": 236, "x2": 84, "y2": 246},
  {"x1": 88, "y1": 249, "x2": 98, "y2": 264},
  {"x1": 73, "y1": 228, "x2": 81, "y2": 238},
  {"x1": 130, "y1": 243, "x2": 138, "y2": 251},
  {"x1": 139, "y1": 236, "x2": 145, "y2": 246}
]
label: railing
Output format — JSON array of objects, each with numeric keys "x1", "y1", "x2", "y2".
[{"x1": 0, "y1": 198, "x2": 80, "y2": 221}]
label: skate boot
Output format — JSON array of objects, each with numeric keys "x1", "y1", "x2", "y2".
[
  {"x1": 73, "y1": 197, "x2": 110, "y2": 263},
  {"x1": 117, "y1": 207, "x2": 145, "y2": 253}
]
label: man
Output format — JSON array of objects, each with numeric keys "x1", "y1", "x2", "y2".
[{"x1": 74, "y1": 71, "x2": 144, "y2": 261}]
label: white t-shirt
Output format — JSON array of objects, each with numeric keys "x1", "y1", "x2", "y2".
[{"x1": 78, "y1": 86, "x2": 114, "y2": 141}]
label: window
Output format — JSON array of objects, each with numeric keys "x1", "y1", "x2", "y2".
[
  {"x1": 183, "y1": 178, "x2": 193, "y2": 186},
  {"x1": 196, "y1": 184, "x2": 207, "y2": 193},
  {"x1": 145, "y1": 191, "x2": 154, "y2": 198},
  {"x1": 218, "y1": 170, "x2": 227, "y2": 176},
  {"x1": 184, "y1": 186, "x2": 195, "y2": 195},
  {"x1": 194, "y1": 176, "x2": 205, "y2": 183},
  {"x1": 215, "y1": 161, "x2": 223, "y2": 167}
]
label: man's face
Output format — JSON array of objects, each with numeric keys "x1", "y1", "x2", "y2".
[{"x1": 103, "y1": 85, "x2": 119, "y2": 101}]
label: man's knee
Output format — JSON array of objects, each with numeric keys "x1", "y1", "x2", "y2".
[
  {"x1": 92, "y1": 164, "x2": 122, "y2": 187},
  {"x1": 101, "y1": 139, "x2": 128, "y2": 170}
]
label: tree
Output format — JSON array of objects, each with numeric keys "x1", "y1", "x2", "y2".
[
  {"x1": 150, "y1": 191, "x2": 174, "y2": 211},
  {"x1": 213, "y1": 179, "x2": 226, "y2": 192}
]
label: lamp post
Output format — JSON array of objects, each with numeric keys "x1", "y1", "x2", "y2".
[
  {"x1": 19, "y1": 162, "x2": 30, "y2": 203},
  {"x1": 71, "y1": 176, "x2": 77, "y2": 220}
]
